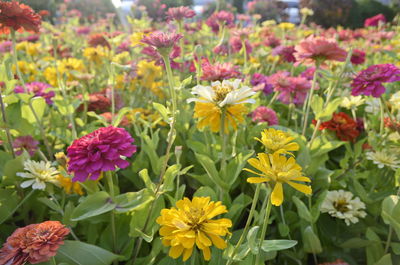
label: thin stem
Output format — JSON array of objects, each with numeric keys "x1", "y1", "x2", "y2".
[
  {"x1": 379, "y1": 97, "x2": 385, "y2": 134},
  {"x1": 220, "y1": 110, "x2": 227, "y2": 173},
  {"x1": 267, "y1": 91, "x2": 279, "y2": 108},
  {"x1": 3, "y1": 189, "x2": 34, "y2": 223},
  {"x1": 308, "y1": 119, "x2": 321, "y2": 148},
  {"x1": 302, "y1": 66, "x2": 319, "y2": 136},
  {"x1": 255, "y1": 198, "x2": 272, "y2": 265},
  {"x1": 106, "y1": 172, "x2": 118, "y2": 263},
  {"x1": 0, "y1": 86, "x2": 16, "y2": 158},
  {"x1": 52, "y1": 256, "x2": 57, "y2": 265},
  {"x1": 226, "y1": 184, "x2": 261, "y2": 265},
  {"x1": 242, "y1": 40, "x2": 247, "y2": 69}
]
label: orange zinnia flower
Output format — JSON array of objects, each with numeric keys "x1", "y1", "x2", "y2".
[
  {"x1": 0, "y1": 221, "x2": 70, "y2": 265},
  {"x1": 314, "y1": 112, "x2": 360, "y2": 142},
  {"x1": 0, "y1": 1, "x2": 41, "y2": 34}
]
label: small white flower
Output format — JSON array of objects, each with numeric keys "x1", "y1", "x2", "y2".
[
  {"x1": 187, "y1": 79, "x2": 256, "y2": 107},
  {"x1": 321, "y1": 190, "x2": 366, "y2": 226},
  {"x1": 17, "y1": 160, "x2": 59, "y2": 190},
  {"x1": 341, "y1": 96, "x2": 365, "y2": 110},
  {"x1": 366, "y1": 150, "x2": 400, "y2": 170},
  {"x1": 389, "y1": 91, "x2": 400, "y2": 111},
  {"x1": 365, "y1": 98, "x2": 380, "y2": 113}
]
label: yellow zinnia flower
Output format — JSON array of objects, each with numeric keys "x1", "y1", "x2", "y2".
[
  {"x1": 57, "y1": 173, "x2": 84, "y2": 195},
  {"x1": 83, "y1": 46, "x2": 108, "y2": 65},
  {"x1": 157, "y1": 197, "x2": 232, "y2": 261},
  {"x1": 278, "y1": 22, "x2": 295, "y2": 30},
  {"x1": 255, "y1": 128, "x2": 299, "y2": 155},
  {"x1": 244, "y1": 152, "x2": 312, "y2": 206}
]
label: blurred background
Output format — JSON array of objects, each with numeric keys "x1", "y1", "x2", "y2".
[{"x1": 15, "y1": 0, "x2": 399, "y2": 28}]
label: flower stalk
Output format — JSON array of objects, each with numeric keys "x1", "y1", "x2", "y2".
[{"x1": 255, "y1": 196, "x2": 272, "y2": 265}]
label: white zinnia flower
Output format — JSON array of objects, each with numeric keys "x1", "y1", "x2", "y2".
[
  {"x1": 389, "y1": 91, "x2": 400, "y2": 111},
  {"x1": 366, "y1": 150, "x2": 400, "y2": 170},
  {"x1": 17, "y1": 160, "x2": 59, "y2": 190},
  {"x1": 321, "y1": 190, "x2": 366, "y2": 226},
  {"x1": 341, "y1": 96, "x2": 365, "y2": 110},
  {"x1": 365, "y1": 98, "x2": 380, "y2": 113},
  {"x1": 187, "y1": 79, "x2": 256, "y2": 107}
]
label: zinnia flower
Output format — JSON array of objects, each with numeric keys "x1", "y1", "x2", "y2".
[
  {"x1": 315, "y1": 112, "x2": 360, "y2": 142},
  {"x1": 12, "y1": 135, "x2": 39, "y2": 156},
  {"x1": 364, "y1": 14, "x2": 386, "y2": 27},
  {"x1": 255, "y1": 128, "x2": 299, "y2": 155},
  {"x1": 366, "y1": 150, "x2": 400, "y2": 170},
  {"x1": 340, "y1": 96, "x2": 365, "y2": 110},
  {"x1": 272, "y1": 45, "x2": 296, "y2": 63},
  {"x1": 294, "y1": 36, "x2": 347, "y2": 65},
  {"x1": 166, "y1": 6, "x2": 195, "y2": 21},
  {"x1": 351, "y1": 64, "x2": 400, "y2": 98},
  {"x1": 0, "y1": 1, "x2": 41, "y2": 33},
  {"x1": 206, "y1": 11, "x2": 234, "y2": 34},
  {"x1": 17, "y1": 160, "x2": 59, "y2": 190},
  {"x1": 250, "y1": 73, "x2": 273, "y2": 94},
  {"x1": 157, "y1": 197, "x2": 232, "y2": 261},
  {"x1": 88, "y1": 33, "x2": 111, "y2": 49},
  {"x1": 0, "y1": 221, "x2": 70, "y2": 265},
  {"x1": 251, "y1": 106, "x2": 278, "y2": 125},
  {"x1": 350, "y1": 49, "x2": 366, "y2": 65},
  {"x1": 321, "y1": 190, "x2": 366, "y2": 226},
  {"x1": 201, "y1": 60, "x2": 241, "y2": 81},
  {"x1": 14, "y1": 82, "x2": 55, "y2": 105},
  {"x1": 67, "y1": 126, "x2": 137, "y2": 182},
  {"x1": 244, "y1": 152, "x2": 312, "y2": 206},
  {"x1": 187, "y1": 79, "x2": 255, "y2": 132},
  {"x1": 141, "y1": 31, "x2": 182, "y2": 56}
]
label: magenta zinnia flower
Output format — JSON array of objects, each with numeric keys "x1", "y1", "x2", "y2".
[
  {"x1": 294, "y1": 36, "x2": 347, "y2": 65},
  {"x1": 166, "y1": 6, "x2": 195, "y2": 21},
  {"x1": 67, "y1": 126, "x2": 137, "y2": 182},
  {"x1": 350, "y1": 49, "x2": 366, "y2": 65},
  {"x1": 364, "y1": 14, "x2": 386, "y2": 27},
  {"x1": 272, "y1": 45, "x2": 296, "y2": 63},
  {"x1": 251, "y1": 106, "x2": 278, "y2": 125},
  {"x1": 13, "y1": 135, "x2": 39, "y2": 156},
  {"x1": 14, "y1": 82, "x2": 55, "y2": 105},
  {"x1": 351, "y1": 64, "x2": 400, "y2": 98},
  {"x1": 141, "y1": 31, "x2": 183, "y2": 50},
  {"x1": 206, "y1": 11, "x2": 234, "y2": 34},
  {"x1": 251, "y1": 73, "x2": 273, "y2": 94},
  {"x1": 200, "y1": 60, "x2": 241, "y2": 81}
]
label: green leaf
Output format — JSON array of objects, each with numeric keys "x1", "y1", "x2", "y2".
[
  {"x1": 278, "y1": 223, "x2": 290, "y2": 237},
  {"x1": 114, "y1": 189, "x2": 153, "y2": 213},
  {"x1": 152, "y1": 103, "x2": 170, "y2": 123},
  {"x1": 311, "y1": 95, "x2": 323, "y2": 117},
  {"x1": 193, "y1": 186, "x2": 218, "y2": 201},
  {"x1": 316, "y1": 98, "x2": 343, "y2": 121},
  {"x1": 195, "y1": 153, "x2": 229, "y2": 191},
  {"x1": 71, "y1": 192, "x2": 116, "y2": 221},
  {"x1": 55, "y1": 240, "x2": 120, "y2": 265},
  {"x1": 37, "y1": 197, "x2": 63, "y2": 213},
  {"x1": 340, "y1": 238, "x2": 374, "y2": 248},
  {"x1": 292, "y1": 196, "x2": 312, "y2": 223},
  {"x1": 0, "y1": 189, "x2": 19, "y2": 225},
  {"x1": 261, "y1": 240, "x2": 297, "y2": 252},
  {"x1": 303, "y1": 226, "x2": 322, "y2": 254},
  {"x1": 138, "y1": 169, "x2": 155, "y2": 192},
  {"x1": 21, "y1": 97, "x2": 46, "y2": 124},
  {"x1": 112, "y1": 107, "x2": 131, "y2": 127},
  {"x1": 374, "y1": 254, "x2": 392, "y2": 265},
  {"x1": 163, "y1": 164, "x2": 181, "y2": 192},
  {"x1": 247, "y1": 226, "x2": 260, "y2": 254}
]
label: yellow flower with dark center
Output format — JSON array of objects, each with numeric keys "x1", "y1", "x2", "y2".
[
  {"x1": 244, "y1": 152, "x2": 312, "y2": 206},
  {"x1": 58, "y1": 58, "x2": 85, "y2": 74},
  {"x1": 83, "y1": 46, "x2": 108, "y2": 64},
  {"x1": 157, "y1": 197, "x2": 232, "y2": 261},
  {"x1": 255, "y1": 128, "x2": 299, "y2": 155},
  {"x1": 16, "y1": 41, "x2": 41, "y2": 57},
  {"x1": 13, "y1": 61, "x2": 37, "y2": 81}
]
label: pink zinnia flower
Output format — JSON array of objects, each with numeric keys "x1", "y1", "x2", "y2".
[
  {"x1": 206, "y1": 11, "x2": 234, "y2": 34},
  {"x1": 364, "y1": 14, "x2": 386, "y2": 27},
  {"x1": 251, "y1": 73, "x2": 273, "y2": 94},
  {"x1": 229, "y1": 36, "x2": 252, "y2": 55},
  {"x1": 251, "y1": 106, "x2": 278, "y2": 125},
  {"x1": 351, "y1": 64, "x2": 400, "y2": 98},
  {"x1": 13, "y1": 135, "x2": 39, "y2": 156},
  {"x1": 294, "y1": 36, "x2": 347, "y2": 65},
  {"x1": 141, "y1": 31, "x2": 182, "y2": 50},
  {"x1": 300, "y1": 67, "x2": 316, "y2": 80},
  {"x1": 213, "y1": 44, "x2": 229, "y2": 56},
  {"x1": 200, "y1": 60, "x2": 241, "y2": 81},
  {"x1": 268, "y1": 71, "x2": 312, "y2": 104},
  {"x1": 75, "y1": 26, "x2": 90, "y2": 35},
  {"x1": 350, "y1": 49, "x2": 366, "y2": 65},
  {"x1": 272, "y1": 45, "x2": 296, "y2": 63},
  {"x1": 14, "y1": 82, "x2": 55, "y2": 105},
  {"x1": 142, "y1": 45, "x2": 181, "y2": 67},
  {"x1": 263, "y1": 35, "x2": 281, "y2": 48},
  {"x1": 166, "y1": 6, "x2": 195, "y2": 21},
  {"x1": 67, "y1": 126, "x2": 137, "y2": 182}
]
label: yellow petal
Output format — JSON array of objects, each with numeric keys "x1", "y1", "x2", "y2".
[
  {"x1": 169, "y1": 245, "x2": 184, "y2": 259},
  {"x1": 202, "y1": 246, "x2": 211, "y2": 261},
  {"x1": 182, "y1": 247, "x2": 194, "y2": 261},
  {"x1": 247, "y1": 177, "x2": 267, "y2": 183},
  {"x1": 208, "y1": 234, "x2": 227, "y2": 249},
  {"x1": 271, "y1": 182, "x2": 283, "y2": 206},
  {"x1": 286, "y1": 181, "x2": 312, "y2": 195}
]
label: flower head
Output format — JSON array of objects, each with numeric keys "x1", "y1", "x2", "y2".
[
  {"x1": 316, "y1": 112, "x2": 360, "y2": 142},
  {"x1": 294, "y1": 36, "x2": 347, "y2": 65},
  {"x1": 141, "y1": 31, "x2": 182, "y2": 55},
  {"x1": 0, "y1": 221, "x2": 70, "y2": 265},
  {"x1": 366, "y1": 150, "x2": 400, "y2": 170},
  {"x1": 350, "y1": 49, "x2": 366, "y2": 65},
  {"x1": 88, "y1": 33, "x2": 111, "y2": 49},
  {"x1": 255, "y1": 128, "x2": 299, "y2": 155},
  {"x1": 67, "y1": 126, "x2": 137, "y2": 182},
  {"x1": 244, "y1": 152, "x2": 311, "y2": 206},
  {"x1": 13, "y1": 135, "x2": 39, "y2": 156},
  {"x1": 166, "y1": 6, "x2": 195, "y2": 21},
  {"x1": 251, "y1": 106, "x2": 278, "y2": 125},
  {"x1": 250, "y1": 73, "x2": 273, "y2": 94},
  {"x1": 0, "y1": 1, "x2": 41, "y2": 33},
  {"x1": 321, "y1": 190, "x2": 366, "y2": 226},
  {"x1": 201, "y1": 60, "x2": 241, "y2": 82},
  {"x1": 364, "y1": 14, "x2": 386, "y2": 27},
  {"x1": 14, "y1": 82, "x2": 55, "y2": 105},
  {"x1": 340, "y1": 96, "x2": 365, "y2": 110},
  {"x1": 272, "y1": 45, "x2": 296, "y2": 63},
  {"x1": 157, "y1": 197, "x2": 232, "y2": 261},
  {"x1": 206, "y1": 11, "x2": 234, "y2": 34},
  {"x1": 17, "y1": 160, "x2": 59, "y2": 190},
  {"x1": 351, "y1": 64, "x2": 400, "y2": 98}
]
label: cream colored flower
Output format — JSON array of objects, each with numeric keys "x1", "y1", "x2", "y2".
[
  {"x1": 300, "y1": 8, "x2": 314, "y2": 16},
  {"x1": 17, "y1": 160, "x2": 59, "y2": 190},
  {"x1": 365, "y1": 98, "x2": 380, "y2": 113},
  {"x1": 390, "y1": 91, "x2": 400, "y2": 111},
  {"x1": 366, "y1": 150, "x2": 400, "y2": 170},
  {"x1": 321, "y1": 190, "x2": 366, "y2": 226},
  {"x1": 341, "y1": 96, "x2": 365, "y2": 110}
]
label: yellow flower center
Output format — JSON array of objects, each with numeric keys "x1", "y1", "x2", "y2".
[
  {"x1": 212, "y1": 84, "x2": 233, "y2": 102},
  {"x1": 185, "y1": 207, "x2": 205, "y2": 230},
  {"x1": 333, "y1": 199, "x2": 350, "y2": 213}
]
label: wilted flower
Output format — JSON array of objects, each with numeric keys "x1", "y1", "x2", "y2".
[
  {"x1": 0, "y1": 1, "x2": 41, "y2": 33},
  {"x1": 350, "y1": 49, "x2": 366, "y2": 65},
  {"x1": 251, "y1": 106, "x2": 278, "y2": 125},
  {"x1": 315, "y1": 112, "x2": 360, "y2": 142},
  {"x1": 157, "y1": 197, "x2": 232, "y2": 261},
  {"x1": 67, "y1": 126, "x2": 137, "y2": 182},
  {"x1": 14, "y1": 82, "x2": 55, "y2": 105},
  {"x1": 166, "y1": 6, "x2": 195, "y2": 21},
  {"x1": 255, "y1": 128, "x2": 299, "y2": 155},
  {"x1": 17, "y1": 160, "x2": 59, "y2": 190},
  {"x1": 351, "y1": 64, "x2": 400, "y2": 98},
  {"x1": 321, "y1": 190, "x2": 366, "y2": 226},
  {"x1": 13, "y1": 135, "x2": 39, "y2": 156},
  {"x1": 366, "y1": 150, "x2": 400, "y2": 170},
  {"x1": 364, "y1": 14, "x2": 386, "y2": 27},
  {"x1": 244, "y1": 152, "x2": 311, "y2": 206},
  {"x1": 0, "y1": 221, "x2": 70, "y2": 265},
  {"x1": 201, "y1": 60, "x2": 241, "y2": 81},
  {"x1": 294, "y1": 36, "x2": 347, "y2": 65}
]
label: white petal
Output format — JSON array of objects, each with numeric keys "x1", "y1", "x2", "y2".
[
  {"x1": 32, "y1": 181, "x2": 46, "y2": 190},
  {"x1": 21, "y1": 180, "x2": 35, "y2": 188}
]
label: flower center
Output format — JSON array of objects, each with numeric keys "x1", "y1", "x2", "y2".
[
  {"x1": 212, "y1": 84, "x2": 233, "y2": 102},
  {"x1": 185, "y1": 207, "x2": 205, "y2": 230},
  {"x1": 333, "y1": 199, "x2": 350, "y2": 213}
]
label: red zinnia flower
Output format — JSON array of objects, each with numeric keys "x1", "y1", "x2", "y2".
[
  {"x1": 364, "y1": 14, "x2": 386, "y2": 27},
  {"x1": 315, "y1": 112, "x2": 360, "y2": 142},
  {"x1": 67, "y1": 126, "x2": 137, "y2": 182},
  {"x1": 88, "y1": 33, "x2": 111, "y2": 49},
  {"x1": 200, "y1": 59, "x2": 241, "y2": 81},
  {"x1": 0, "y1": 221, "x2": 70, "y2": 265},
  {"x1": 0, "y1": 1, "x2": 41, "y2": 33},
  {"x1": 350, "y1": 49, "x2": 366, "y2": 65}
]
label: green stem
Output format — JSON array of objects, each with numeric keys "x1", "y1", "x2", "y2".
[
  {"x1": 3, "y1": 189, "x2": 34, "y2": 223},
  {"x1": 226, "y1": 184, "x2": 261, "y2": 265},
  {"x1": 267, "y1": 92, "x2": 279, "y2": 108},
  {"x1": 220, "y1": 110, "x2": 227, "y2": 173},
  {"x1": 302, "y1": 66, "x2": 319, "y2": 136},
  {"x1": 255, "y1": 198, "x2": 272, "y2": 265},
  {"x1": 52, "y1": 256, "x2": 57, "y2": 265},
  {"x1": 106, "y1": 172, "x2": 118, "y2": 263},
  {"x1": 0, "y1": 85, "x2": 16, "y2": 158},
  {"x1": 379, "y1": 97, "x2": 385, "y2": 134},
  {"x1": 384, "y1": 188, "x2": 400, "y2": 253}
]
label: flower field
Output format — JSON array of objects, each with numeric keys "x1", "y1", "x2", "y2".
[{"x1": 0, "y1": 1, "x2": 400, "y2": 265}]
